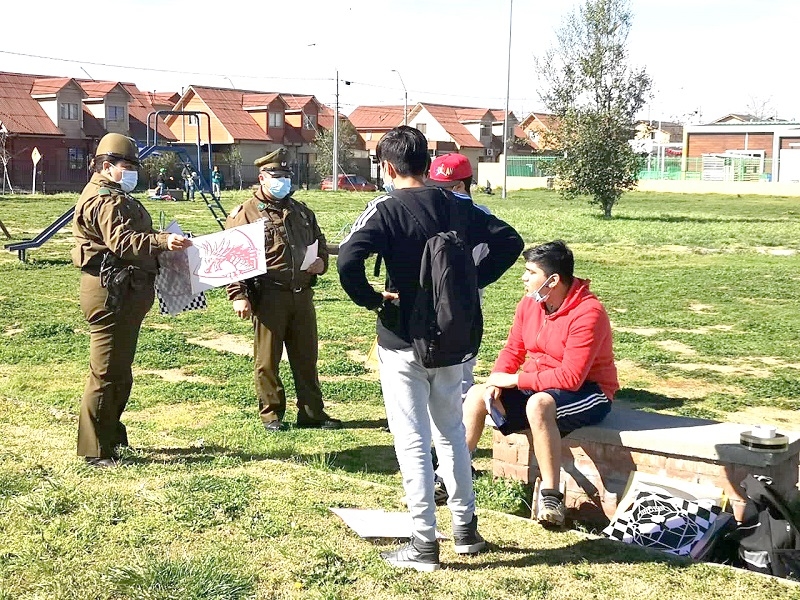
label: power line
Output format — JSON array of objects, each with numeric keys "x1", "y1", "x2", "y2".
[
  {"x1": 0, "y1": 49, "x2": 332, "y2": 83},
  {"x1": 1, "y1": 48, "x2": 537, "y2": 108}
]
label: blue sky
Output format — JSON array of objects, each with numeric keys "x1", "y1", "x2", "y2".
[{"x1": 2, "y1": 0, "x2": 797, "y2": 122}]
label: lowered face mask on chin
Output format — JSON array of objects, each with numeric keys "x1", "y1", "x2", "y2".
[
  {"x1": 529, "y1": 275, "x2": 556, "y2": 303},
  {"x1": 266, "y1": 177, "x2": 292, "y2": 199}
]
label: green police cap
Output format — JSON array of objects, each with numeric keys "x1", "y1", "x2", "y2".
[
  {"x1": 255, "y1": 147, "x2": 290, "y2": 175},
  {"x1": 95, "y1": 133, "x2": 140, "y2": 165}
]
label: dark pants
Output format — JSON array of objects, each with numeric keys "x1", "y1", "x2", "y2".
[
  {"x1": 253, "y1": 287, "x2": 325, "y2": 423},
  {"x1": 77, "y1": 272, "x2": 154, "y2": 458}
]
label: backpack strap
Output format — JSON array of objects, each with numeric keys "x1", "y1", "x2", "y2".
[
  {"x1": 742, "y1": 475, "x2": 800, "y2": 538},
  {"x1": 392, "y1": 188, "x2": 469, "y2": 241}
]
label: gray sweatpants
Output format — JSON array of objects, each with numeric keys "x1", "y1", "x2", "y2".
[{"x1": 378, "y1": 346, "x2": 476, "y2": 542}]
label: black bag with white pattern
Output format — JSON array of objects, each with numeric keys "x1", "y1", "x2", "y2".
[{"x1": 729, "y1": 475, "x2": 800, "y2": 579}]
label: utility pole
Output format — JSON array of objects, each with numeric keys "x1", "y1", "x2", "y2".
[
  {"x1": 392, "y1": 70, "x2": 408, "y2": 125},
  {"x1": 333, "y1": 69, "x2": 339, "y2": 191},
  {"x1": 502, "y1": 0, "x2": 513, "y2": 199}
]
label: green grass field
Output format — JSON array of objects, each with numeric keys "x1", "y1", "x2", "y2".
[{"x1": 1, "y1": 188, "x2": 799, "y2": 599}]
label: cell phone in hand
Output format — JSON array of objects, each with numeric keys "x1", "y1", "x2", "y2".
[{"x1": 485, "y1": 391, "x2": 507, "y2": 428}]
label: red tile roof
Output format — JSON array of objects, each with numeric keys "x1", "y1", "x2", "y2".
[
  {"x1": 348, "y1": 105, "x2": 406, "y2": 130},
  {"x1": 242, "y1": 92, "x2": 282, "y2": 108},
  {"x1": 29, "y1": 77, "x2": 77, "y2": 97},
  {"x1": 82, "y1": 106, "x2": 106, "y2": 138},
  {"x1": 0, "y1": 72, "x2": 63, "y2": 136},
  {"x1": 176, "y1": 86, "x2": 274, "y2": 142},
  {"x1": 121, "y1": 83, "x2": 177, "y2": 142},
  {"x1": 283, "y1": 124, "x2": 306, "y2": 146},
  {"x1": 521, "y1": 112, "x2": 559, "y2": 131},
  {"x1": 418, "y1": 103, "x2": 483, "y2": 148},
  {"x1": 489, "y1": 109, "x2": 517, "y2": 123},
  {"x1": 79, "y1": 81, "x2": 128, "y2": 99},
  {"x1": 454, "y1": 107, "x2": 492, "y2": 122},
  {"x1": 149, "y1": 92, "x2": 180, "y2": 107},
  {"x1": 281, "y1": 94, "x2": 320, "y2": 111}
]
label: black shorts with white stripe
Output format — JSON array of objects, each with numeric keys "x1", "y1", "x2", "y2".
[{"x1": 497, "y1": 381, "x2": 611, "y2": 438}]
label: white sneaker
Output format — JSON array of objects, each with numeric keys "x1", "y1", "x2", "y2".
[{"x1": 537, "y1": 489, "x2": 565, "y2": 527}]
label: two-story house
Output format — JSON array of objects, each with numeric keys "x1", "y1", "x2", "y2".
[
  {"x1": 349, "y1": 102, "x2": 522, "y2": 178},
  {"x1": 0, "y1": 71, "x2": 175, "y2": 191}
]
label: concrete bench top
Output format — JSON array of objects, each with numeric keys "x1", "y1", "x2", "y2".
[{"x1": 564, "y1": 401, "x2": 800, "y2": 468}]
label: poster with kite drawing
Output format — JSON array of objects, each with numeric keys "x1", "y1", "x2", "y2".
[{"x1": 186, "y1": 220, "x2": 266, "y2": 294}]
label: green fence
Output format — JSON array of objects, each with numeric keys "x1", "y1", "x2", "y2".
[
  {"x1": 505, "y1": 156, "x2": 557, "y2": 177},
  {"x1": 505, "y1": 155, "x2": 774, "y2": 181}
]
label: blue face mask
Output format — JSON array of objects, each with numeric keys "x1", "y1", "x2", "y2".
[
  {"x1": 266, "y1": 177, "x2": 292, "y2": 199},
  {"x1": 383, "y1": 180, "x2": 395, "y2": 193}
]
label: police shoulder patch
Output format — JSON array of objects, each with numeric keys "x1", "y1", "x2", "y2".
[{"x1": 96, "y1": 187, "x2": 112, "y2": 196}]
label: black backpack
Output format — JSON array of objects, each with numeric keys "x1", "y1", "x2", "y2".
[
  {"x1": 398, "y1": 190, "x2": 483, "y2": 368},
  {"x1": 725, "y1": 475, "x2": 800, "y2": 579}
]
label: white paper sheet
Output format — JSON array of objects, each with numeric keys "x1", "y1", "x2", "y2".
[
  {"x1": 329, "y1": 508, "x2": 446, "y2": 540},
  {"x1": 300, "y1": 240, "x2": 319, "y2": 271},
  {"x1": 186, "y1": 220, "x2": 267, "y2": 294}
]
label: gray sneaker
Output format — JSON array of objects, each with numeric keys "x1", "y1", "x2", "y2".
[
  {"x1": 453, "y1": 514, "x2": 486, "y2": 555},
  {"x1": 537, "y1": 489, "x2": 566, "y2": 527},
  {"x1": 381, "y1": 536, "x2": 440, "y2": 572}
]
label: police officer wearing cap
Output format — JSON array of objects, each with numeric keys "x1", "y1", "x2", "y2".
[
  {"x1": 72, "y1": 133, "x2": 191, "y2": 468},
  {"x1": 226, "y1": 147, "x2": 341, "y2": 432}
]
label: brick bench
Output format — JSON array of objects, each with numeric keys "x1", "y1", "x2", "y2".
[{"x1": 492, "y1": 402, "x2": 800, "y2": 524}]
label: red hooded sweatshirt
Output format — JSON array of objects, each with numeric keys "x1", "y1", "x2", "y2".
[{"x1": 492, "y1": 277, "x2": 619, "y2": 400}]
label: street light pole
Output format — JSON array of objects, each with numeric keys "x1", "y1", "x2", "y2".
[
  {"x1": 333, "y1": 69, "x2": 339, "y2": 191},
  {"x1": 392, "y1": 69, "x2": 408, "y2": 125}
]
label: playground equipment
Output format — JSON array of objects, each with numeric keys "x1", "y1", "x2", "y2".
[
  {"x1": 5, "y1": 112, "x2": 228, "y2": 261},
  {"x1": 142, "y1": 110, "x2": 228, "y2": 229}
]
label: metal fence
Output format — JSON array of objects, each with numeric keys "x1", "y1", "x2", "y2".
[{"x1": 505, "y1": 155, "x2": 776, "y2": 182}]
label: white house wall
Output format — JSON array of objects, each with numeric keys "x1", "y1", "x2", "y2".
[{"x1": 408, "y1": 108, "x2": 450, "y2": 143}]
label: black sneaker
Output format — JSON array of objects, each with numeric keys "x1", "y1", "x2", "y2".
[
  {"x1": 263, "y1": 420, "x2": 287, "y2": 432},
  {"x1": 295, "y1": 416, "x2": 343, "y2": 430},
  {"x1": 84, "y1": 457, "x2": 118, "y2": 469},
  {"x1": 453, "y1": 514, "x2": 486, "y2": 555},
  {"x1": 381, "y1": 536, "x2": 440, "y2": 572}
]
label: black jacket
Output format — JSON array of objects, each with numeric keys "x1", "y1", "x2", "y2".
[{"x1": 337, "y1": 187, "x2": 524, "y2": 350}]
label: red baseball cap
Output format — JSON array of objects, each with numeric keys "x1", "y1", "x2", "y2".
[{"x1": 428, "y1": 153, "x2": 473, "y2": 187}]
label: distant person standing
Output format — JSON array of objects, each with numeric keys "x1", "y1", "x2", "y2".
[
  {"x1": 155, "y1": 168, "x2": 166, "y2": 196},
  {"x1": 181, "y1": 162, "x2": 195, "y2": 200},
  {"x1": 71, "y1": 133, "x2": 191, "y2": 468},
  {"x1": 211, "y1": 165, "x2": 224, "y2": 196}
]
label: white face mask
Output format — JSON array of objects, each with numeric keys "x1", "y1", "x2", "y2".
[
  {"x1": 111, "y1": 164, "x2": 138, "y2": 192},
  {"x1": 265, "y1": 176, "x2": 292, "y2": 199},
  {"x1": 530, "y1": 275, "x2": 556, "y2": 303},
  {"x1": 381, "y1": 162, "x2": 395, "y2": 192}
]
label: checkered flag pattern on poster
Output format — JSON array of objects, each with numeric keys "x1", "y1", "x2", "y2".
[
  {"x1": 156, "y1": 287, "x2": 207, "y2": 315},
  {"x1": 154, "y1": 221, "x2": 208, "y2": 316},
  {"x1": 603, "y1": 491, "x2": 722, "y2": 556}
]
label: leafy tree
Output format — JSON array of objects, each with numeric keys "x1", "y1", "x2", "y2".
[
  {"x1": 224, "y1": 146, "x2": 243, "y2": 191},
  {"x1": 313, "y1": 118, "x2": 358, "y2": 182},
  {"x1": 141, "y1": 152, "x2": 180, "y2": 190},
  {"x1": 536, "y1": 0, "x2": 651, "y2": 217}
]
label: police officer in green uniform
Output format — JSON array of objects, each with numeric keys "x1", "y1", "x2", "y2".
[
  {"x1": 72, "y1": 133, "x2": 191, "y2": 467},
  {"x1": 226, "y1": 148, "x2": 341, "y2": 432}
]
